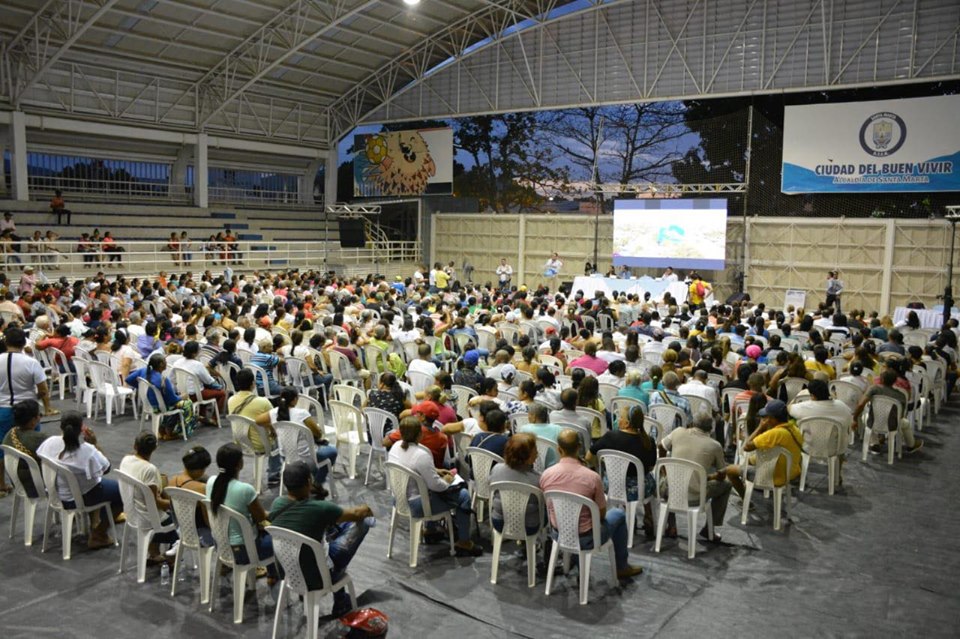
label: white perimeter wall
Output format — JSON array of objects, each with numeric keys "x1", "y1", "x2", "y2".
[{"x1": 432, "y1": 213, "x2": 957, "y2": 315}]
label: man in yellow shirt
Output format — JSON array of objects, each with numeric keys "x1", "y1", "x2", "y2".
[
  {"x1": 725, "y1": 399, "x2": 803, "y2": 495},
  {"x1": 227, "y1": 368, "x2": 281, "y2": 486},
  {"x1": 804, "y1": 345, "x2": 837, "y2": 380},
  {"x1": 688, "y1": 273, "x2": 712, "y2": 309}
]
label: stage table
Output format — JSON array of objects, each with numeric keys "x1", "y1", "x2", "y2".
[{"x1": 892, "y1": 306, "x2": 960, "y2": 329}]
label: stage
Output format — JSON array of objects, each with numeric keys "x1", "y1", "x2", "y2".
[{"x1": 570, "y1": 275, "x2": 697, "y2": 305}]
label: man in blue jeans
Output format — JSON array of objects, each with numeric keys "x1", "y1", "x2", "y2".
[
  {"x1": 270, "y1": 462, "x2": 374, "y2": 616},
  {"x1": 540, "y1": 428, "x2": 644, "y2": 580}
]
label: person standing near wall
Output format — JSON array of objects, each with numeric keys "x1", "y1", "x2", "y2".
[{"x1": 825, "y1": 271, "x2": 844, "y2": 313}]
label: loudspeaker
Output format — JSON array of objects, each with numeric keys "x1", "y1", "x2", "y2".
[{"x1": 338, "y1": 218, "x2": 366, "y2": 248}]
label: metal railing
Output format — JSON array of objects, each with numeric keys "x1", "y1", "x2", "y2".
[
  {"x1": 24, "y1": 175, "x2": 321, "y2": 209},
  {"x1": 0, "y1": 239, "x2": 421, "y2": 278},
  {"x1": 27, "y1": 175, "x2": 193, "y2": 204}
]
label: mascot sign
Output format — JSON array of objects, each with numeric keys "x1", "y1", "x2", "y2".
[
  {"x1": 782, "y1": 94, "x2": 960, "y2": 193},
  {"x1": 353, "y1": 127, "x2": 453, "y2": 197}
]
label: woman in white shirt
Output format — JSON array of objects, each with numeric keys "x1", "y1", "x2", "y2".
[
  {"x1": 111, "y1": 329, "x2": 142, "y2": 381},
  {"x1": 387, "y1": 416, "x2": 481, "y2": 556},
  {"x1": 37, "y1": 412, "x2": 121, "y2": 549},
  {"x1": 270, "y1": 387, "x2": 337, "y2": 485}
]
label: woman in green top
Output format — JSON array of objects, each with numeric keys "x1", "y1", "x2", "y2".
[{"x1": 206, "y1": 443, "x2": 276, "y2": 578}]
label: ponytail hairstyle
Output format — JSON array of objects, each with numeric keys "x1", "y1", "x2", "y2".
[
  {"x1": 379, "y1": 371, "x2": 404, "y2": 405},
  {"x1": 60, "y1": 411, "x2": 84, "y2": 453},
  {"x1": 277, "y1": 386, "x2": 298, "y2": 422},
  {"x1": 210, "y1": 443, "x2": 243, "y2": 514},
  {"x1": 398, "y1": 416, "x2": 421, "y2": 451},
  {"x1": 145, "y1": 352, "x2": 166, "y2": 378},
  {"x1": 242, "y1": 327, "x2": 257, "y2": 347},
  {"x1": 111, "y1": 329, "x2": 129, "y2": 352},
  {"x1": 648, "y1": 365, "x2": 663, "y2": 389},
  {"x1": 627, "y1": 405, "x2": 654, "y2": 450}
]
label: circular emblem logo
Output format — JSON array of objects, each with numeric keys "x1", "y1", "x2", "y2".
[{"x1": 859, "y1": 112, "x2": 906, "y2": 157}]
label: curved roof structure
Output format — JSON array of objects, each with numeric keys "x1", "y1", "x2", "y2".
[{"x1": 1, "y1": 0, "x2": 958, "y2": 150}]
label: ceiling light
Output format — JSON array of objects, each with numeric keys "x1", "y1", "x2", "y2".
[{"x1": 403, "y1": 0, "x2": 420, "y2": 5}]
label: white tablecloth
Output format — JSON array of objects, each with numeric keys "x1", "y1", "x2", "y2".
[
  {"x1": 893, "y1": 306, "x2": 959, "y2": 329},
  {"x1": 570, "y1": 275, "x2": 694, "y2": 304}
]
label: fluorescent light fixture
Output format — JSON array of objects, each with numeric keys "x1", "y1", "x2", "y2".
[{"x1": 403, "y1": 0, "x2": 420, "y2": 6}]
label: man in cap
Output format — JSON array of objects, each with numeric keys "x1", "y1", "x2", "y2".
[
  {"x1": 454, "y1": 349, "x2": 485, "y2": 394},
  {"x1": 388, "y1": 399, "x2": 449, "y2": 467},
  {"x1": 269, "y1": 462, "x2": 374, "y2": 617},
  {"x1": 724, "y1": 399, "x2": 804, "y2": 497}
]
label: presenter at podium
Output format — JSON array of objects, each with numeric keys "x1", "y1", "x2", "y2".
[{"x1": 543, "y1": 252, "x2": 563, "y2": 289}]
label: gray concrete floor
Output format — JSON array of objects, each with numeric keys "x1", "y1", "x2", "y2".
[{"x1": 1, "y1": 394, "x2": 959, "y2": 638}]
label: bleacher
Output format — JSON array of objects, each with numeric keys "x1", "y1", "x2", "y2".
[{"x1": 0, "y1": 200, "x2": 338, "y2": 246}]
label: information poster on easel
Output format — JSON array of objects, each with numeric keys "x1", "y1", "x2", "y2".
[{"x1": 784, "y1": 289, "x2": 807, "y2": 311}]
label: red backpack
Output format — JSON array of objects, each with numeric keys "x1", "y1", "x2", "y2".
[{"x1": 695, "y1": 281, "x2": 705, "y2": 297}]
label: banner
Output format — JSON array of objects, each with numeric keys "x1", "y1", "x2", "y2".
[
  {"x1": 353, "y1": 127, "x2": 453, "y2": 197},
  {"x1": 782, "y1": 95, "x2": 960, "y2": 193}
]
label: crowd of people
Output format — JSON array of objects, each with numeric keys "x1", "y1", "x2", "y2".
[{"x1": 0, "y1": 260, "x2": 955, "y2": 619}]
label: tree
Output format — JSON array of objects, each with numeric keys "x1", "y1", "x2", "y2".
[{"x1": 454, "y1": 113, "x2": 568, "y2": 212}]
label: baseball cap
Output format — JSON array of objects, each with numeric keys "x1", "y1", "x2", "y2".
[
  {"x1": 745, "y1": 344, "x2": 762, "y2": 359},
  {"x1": 545, "y1": 326, "x2": 557, "y2": 335},
  {"x1": 758, "y1": 399, "x2": 789, "y2": 421},
  {"x1": 463, "y1": 350, "x2": 480, "y2": 366},
  {"x1": 411, "y1": 400, "x2": 441, "y2": 422},
  {"x1": 500, "y1": 364, "x2": 517, "y2": 381}
]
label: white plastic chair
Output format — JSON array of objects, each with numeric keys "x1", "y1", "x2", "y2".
[
  {"x1": 451, "y1": 384, "x2": 478, "y2": 418},
  {"x1": 490, "y1": 481, "x2": 546, "y2": 588},
  {"x1": 166, "y1": 487, "x2": 215, "y2": 604},
  {"x1": 40, "y1": 457, "x2": 119, "y2": 560},
  {"x1": 363, "y1": 407, "x2": 397, "y2": 486},
  {"x1": 267, "y1": 525, "x2": 357, "y2": 639},
  {"x1": 682, "y1": 394, "x2": 714, "y2": 419},
  {"x1": 248, "y1": 364, "x2": 279, "y2": 401},
  {"x1": 329, "y1": 400, "x2": 366, "y2": 479},
  {"x1": 46, "y1": 347, "x2": 75, "y2": 400},
  {"x1": 137, "y1": 377, "x2": 186, "y2": 440},
  {"x1": 782, "y1": 377, "x2": 809, "y2": 403},
  {"x1": 465, "y1": 447, "x2": 503, "y2": 524},
  {"x1": 543, "y1": 490, "x2": 618, "y2": 605},
  {"x1": 2, "y1": 444, "x2": 46, "y2": 546},
  {"x1": 204, "y1": 500, "x2": 276, "y2": 624},
  {"x1": 327, "y1": 349, "x2": 361, "y2": 387},
  {"x1": 597, "y1": 383, "x2": 620, "y2": 408},
  {"x1": 285, "y1": 356, "x2": 322, "y2": 400},
  {"x1": 829, "y1": 379, "x2": 864, "y2": 413},
  {"x1": 740, "y1": 446, "x2": 794, "y2": 531},
  {"x1": 274, "y1": 420, "x2": 336, "y2": 499},
  {"x1": 384, "y1": 461, "x2": 456, "y2": 567},
  {"x1": 598, "y1": 449, "x2": 646, "y2": 549},
  {"x1": 332, "y1": 383, "x2": 365, "y2": 408},
  {"x1": 798, "y1": 416, "x2": 847, "y2": 495},
  {"x1": 860, "y1": 395, "x2": 904, "y2": 465},
  {"x1": 227, "y1": 414, "x2": 271, "y2": 493},
  {"x1": 533, "y1": 436, "x2": 559, "y2": 474},
  {"x1": 88, "y1": 360, "x2": 137, "y2": 424},
  {"x1": 295, "y1": 393, "x2": 330, "y2": 437},
  {"x1": 507, "y1": 412, "x2": 529, "y2": 433},
  {"x1": 116, "y1": 469, "x2": 177, "y2": 583},
  {"x1": 72, "y1": 358, "x2": 100, "y2": 418},
  {"x1": 172, "y1": 367, "x2": 221, "y2": 428},
  {"x1": 648, "y1": 403, "x2": 687, "y2": 435},
  {"x1": 609, "y1": 396, "x2": 645, "y2": 423},
  {"x1": 653, "y1": 458, "x2": 714, "y2": 559}
]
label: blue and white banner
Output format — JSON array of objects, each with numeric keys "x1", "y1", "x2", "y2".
[{"x1": 782, "y1": 95, "x2": 960, "y2": 193}]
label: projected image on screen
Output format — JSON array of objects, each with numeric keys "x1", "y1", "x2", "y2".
[{"x1": 612, "y1": 199, "x2": 727, "y2": 270}]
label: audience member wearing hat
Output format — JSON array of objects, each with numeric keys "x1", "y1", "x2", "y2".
[
  {"x1": 724, "y1": 399, "x2": 804, "y2": 498},
  {"x1": 388, "y1": 400, "x2": 449, "y2": 467}
]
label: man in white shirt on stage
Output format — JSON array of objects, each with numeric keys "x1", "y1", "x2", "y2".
[
  {"x1": 543, "y1": 252, "x2": 563, "y2": 288},
  {"x1": 496, "y1": 258, "x2": 513, "y2": 291}
]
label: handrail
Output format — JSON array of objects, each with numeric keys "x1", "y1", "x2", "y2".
[
  {"x1": 25, "y1": 176, "x2": 322, "y2": 209},
  {"x1": 1, "y1": 239, "x2": 421, "y2": 278}
]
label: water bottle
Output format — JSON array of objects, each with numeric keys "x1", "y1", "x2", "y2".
[
  {"x1": 160, "y1": 563, "x2": 170, "y2": 586},
  {"x1": 363, "y1": 516, "x2": 377, "y2": 529}
]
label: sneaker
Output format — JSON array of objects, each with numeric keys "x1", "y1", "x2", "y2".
[
  {"x1": 868, "y1": 444, "x2": 884, "y2": 455},
  {"x1": 617, "y1": 565, "x2": 644, "y2": 579},
  {"x1": 904, "y1": 440, "x2": 924, "y2": 455},
  {"x1": 267, "y1": 476, "x2": 281, "y2": 487},
  {"x1": 164, "y1": 540, "x2": 181, "y2": 557},
  {"x1": 454, "y1": 543, "x2": 483, "y2": 557}
]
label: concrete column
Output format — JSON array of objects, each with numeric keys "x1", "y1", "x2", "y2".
[
  {"x1": 10, "y1": 111, "x2": 29, "y2": 201},
  {"x1": 302, "y1": 158, "x2": 323, "y2": 205},
  {"x1": 170, "y1": 144, "x2": 190, "y2": 199},
  {"x1": 324, "y1": 151, "x2": 338, "y2": 207},
  {"x1": 194, "y1": 133, "x2": 208, "y2": 208},
  {"x1": 880, "y1": 219, "x2": 896, "y2": 316},
  {"x1": 517, "y1": 214, "x2": 527, "y2": 286},
  {"x1": 0, "y1": 130, "x2": 7, "y2": 197}
]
